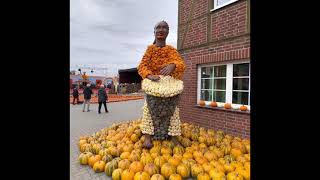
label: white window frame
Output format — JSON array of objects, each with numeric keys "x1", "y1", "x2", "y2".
[
  {"x1": 197, "y1": 60, "x2": 250, "y2": 110},
  {"x1": 211, "y1": 0, "x2": 239, "y2": 11}
]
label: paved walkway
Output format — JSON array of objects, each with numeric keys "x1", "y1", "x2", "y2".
[{"x1": 70, "y1": 99, "x2": 145, "y2": 180}]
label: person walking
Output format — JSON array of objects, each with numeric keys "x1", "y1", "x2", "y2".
[
  {"x1": 72, "y1": 86, "x2": 79, "y2": 105},
  {"x1": 98, "y1": 84, "x2": 109, "y2": 114},
  {"x1": 82, "y1": 84, "x2": 93, "y2": 112}
]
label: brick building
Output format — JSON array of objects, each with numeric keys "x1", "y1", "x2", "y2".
[{"x1": 178, "y1": 0, "x2": 250, "y2": 138}]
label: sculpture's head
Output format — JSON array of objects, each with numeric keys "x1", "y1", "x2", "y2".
[{"x1": 153, "y1": 21, "x2": 169, "y2": 44}]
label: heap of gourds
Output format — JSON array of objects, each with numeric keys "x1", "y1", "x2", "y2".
[{"x1": 78, "y1": 120, "x2": 250, "y2": 180}]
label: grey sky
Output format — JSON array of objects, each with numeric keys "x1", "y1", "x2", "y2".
[{"x1": 70, "y1": 0, "x2": 178, "y2": 76}]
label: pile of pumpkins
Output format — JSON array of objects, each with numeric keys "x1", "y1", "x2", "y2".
[{"x1": 78, "y1": 120, "x2": 250, "y2": 180}]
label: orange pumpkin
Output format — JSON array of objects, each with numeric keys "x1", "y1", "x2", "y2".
[
  {"x1": 183, "y1": 152, "x2": 193, "y2": 159},
  {"x1": 144, "y1": 163, "x2": 160, "y2": 176},
  {"x1": 172, "y1": 154, "x2": 183, "y2": 161},
  {"x1": 239, "y1": 105, "x2": 247, "y2": 111},
  {"x1": 161, "y1": 147, "x2": 172, "y2": 155},
  {"x1": 150, "y1": 146, "x2": 161, "y2": 154},
  {"x1": 227, "y1": 172, "x2": 244, "y2": 180},
  {"x1": 176, "y1": 164, "x2": 190, "y2": 178},
  {"x1": 224, "y1": 162, "x2": 236, "y2": 174},
  {"x1": 168, "y1": 173, "x2": 182, "y2": 180},
  {"x1": 161, "y1": 163, "x2": 176, "y2": 179},
  {"x1": 129, "y1": 161, "x2": 144, "y2": 174},
  {"x1": 121, "y1": 169, "x2": 135, "y2": 180},
  {"x1": 120, "y1": 152, "x2": 131, "y2": 159},
  {"x1": 88, "y1": 155, "x2": 102, "y2": 167},
  {"x1": 118, "y1": 159, "x2": 131, "y2": 170},
  {"x1": 210, "y1": 101, "x2": 218, "y2": 107},
  {"x1": 162, "y1": 154, "x2": 172, "y2": 162},
  {"x1": 195, "y1": 156, "x2": 208, "y2": 165},
  {"x1": 134, "y1": 171, "x2": 151, "y2": 180},
  {"x1": 199, "y1": 100, "x2": 206, "y2": 106},
  {"x1": 231, "y1": 148, "x2": 242, "y2": 159},
  {"x1": 150, "y1": 174, "x2": 165, "y2": 180},
  {"x1": 109, "y1": 147, "x2": 121, "y2": 157},
  {"x1": 151, "y1": 152, "x2": 160, "y2": 160},
  {"x1": 193, "y1": 151, "x2": 203, "y2": 158},
  {"x1": 209, "y1": 169, "x2": 226, "y2": 180},
  {"x1": 202, "y1": 162, "x2": 214, "y2": 173},
  {"x1": 204, "y1": 151, "x2": 217, "y2": 161},
  {"x1": 168, "y1": 157, "x2": 181, "y2": 167},
  {"x1": 93, "y1": 161, "x2": 106, "y2": 173},
  {"x1": 197, "y1": 172, "x2": 211, "y2": 180},
  {"x1": 123, "y1": 144, "x2": 134, "y2": 153},
  {"x1": 224, "y1": 103, "x2": 232, "y2": 109}
]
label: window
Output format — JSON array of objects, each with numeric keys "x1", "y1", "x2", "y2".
[
  {"x1": 212, "y1": 0, "x2": 239, "y2": 11},
  {"x1": 232, "y1": 63, "x2": 250, "y2": 105},
  {"x1": 200, "y1": 65, "x2": 226, "y2": 102},
  {"x1": 198, "y1": 62, "x2": 250, "y2": 107}
]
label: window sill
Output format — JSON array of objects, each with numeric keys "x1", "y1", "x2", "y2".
[{"x1": 195, "y1": 104, "x2": 250, "y2": 114}]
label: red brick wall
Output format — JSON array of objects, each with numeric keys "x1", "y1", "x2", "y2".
[
  {"x1": 211, "y1": 0, "x2": 247, "y2": 40},
  {"x1": 183, "y1": 17, "x2": 208, "y2": 48},
  {"x1": 178, "y1": 0, "x2": 250, "y2": 139},
  {"x1": 192, "y1": 0, "x2": 209, "y2": 19},
  {"x1": 179, "y1": 0, "x2": 193, "y2": 24}
]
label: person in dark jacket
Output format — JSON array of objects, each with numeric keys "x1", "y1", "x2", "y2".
[
  {"x1": 98, "y1": 84, "x2": 109, "y2": 114},
  {"x1": 82, "y1": 84, "x2": 93, "y2": 112},
  {"x1": 72, "y1": 86, "x2": 79, "y2": 105}
]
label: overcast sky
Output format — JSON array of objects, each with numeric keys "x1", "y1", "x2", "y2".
[{"x1": 70, "y1": 0, "x2": 178, "y2": 76}]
